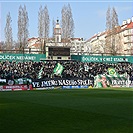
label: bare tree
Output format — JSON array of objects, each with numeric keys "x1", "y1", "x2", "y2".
[
  {"x1": 0, "y1": 41, "x2": 5, "y2": 51},
  {"x1": 43, "y1": 5, "x2": 50, "y2": 39},
  {"x1": 4, "y1": 12, "x2": 13, "y2": 51},
  {"x1": 38, "y1": 5, "x2": 43, "y2": 52},
  {"x1": 52, "y1": 18, "x2": 56, "y2": 38},
  {"x1": 61, "y1": 3, "x2": 74, "y2": 40},
  {"x1": 38, "y1": 5, "x2": 50, "y2": 52},
  {"x1": 111, "y1": 7, "x2": 119, "y2": 29},
  {"x1": 18, "y1": 5, "x2": 29, "y2": 52},
  {"x1": 106, "y1": 6, "x2": 111, "y2": 31},
  {"x1": 61, "y1": 5, "x2": 67, "y2": 39},
  {"x1": 43, "y1": 5, "x2": 50, "y2": 53},
  {"x1": 38, "y1": 5, "x2": 44, "y2": 40},
  {"x1": 67, "y1": 4, "x2": 74, "y2": 38},
  {"x1": 18, "y1": 5, "x2": 23, "y2": 51},
  {"x1": 105, "y1": 6, "x2": 121, "y2": 55},
  {"x1": 99, "y1": 39, "x2": 106, "y2": 54},
  {"x1": 22, "y1": 5, "x2": 29, "y2": 49}
]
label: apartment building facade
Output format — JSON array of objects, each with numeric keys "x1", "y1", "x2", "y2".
[
  {"x1": 86, "y1": 17, "x2": 133, "y2": 55},
  {"x1": 27, "y1": 20, "x2": 85, "y2": 58}
]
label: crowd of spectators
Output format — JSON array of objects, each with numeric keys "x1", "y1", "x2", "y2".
[{"x1": 0, "y1": 60, "x2": 133, "y2": 81}]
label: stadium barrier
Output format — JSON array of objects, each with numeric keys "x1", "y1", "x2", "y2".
[
  {"x1": 1, "y1": 85, "x2": 33, "y2": 91},
  {"x1": 32, "y1": 78, "x2": 93, "y2": 88},
  {"x1": 0, "y1": 77, "x2": 133, "y2": 91},
  {"x1": 62, "y1": 85, "x2": 89, "y2": 89}
]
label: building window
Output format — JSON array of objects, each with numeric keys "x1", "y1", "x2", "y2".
[
  {"x1": 68, "y1": 56, "x2": 71, "y2": 59},
  {"x1": 57, "y1": 36, "x2": 59, "y2": 42},
  {"x1": 128, "y1": 43, "x2": 131, "y2": 47},
  {"x1": 48, "y1": 56, "x2": 51, "y2": 59},
  {"x1": 57, "y1": 57, "x2": 61, "y2": 59}
]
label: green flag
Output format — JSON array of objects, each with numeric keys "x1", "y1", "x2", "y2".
[
  {"x1": 53, "y1": 63, "x2": 64, "y2": 75},
  {"x1": 108, "y1": 68, "x2": 118, "y2": 76},
  {"x1": 38, "y1": 66, "x2": 44, "y2": 79}
]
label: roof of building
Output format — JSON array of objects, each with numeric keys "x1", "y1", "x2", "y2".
[
  {"x1": 28, "y1": 37, "x2": 38, "y2": 42},
  {"x1": 86, "y1": 31, "x2": 106, "y2": 42},
  {"x1": 126, "y1": 22, "x2": 133, "y2": 29},
  {"x1": 87, "y1": 21, "x2": 133, "y2": 42},
  {"x1": 27, "y1": 37, "x2": 84, "y2": 48},
  {"x1": 86, "y1": 34, "x2": 98, "y2": 42},
  {"x1": 30, "y1": 43, "x2": 40, "y2": 48}
]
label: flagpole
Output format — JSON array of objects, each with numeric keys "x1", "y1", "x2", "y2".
[
  {"x1": 102, "y1": 53, "x2": 103, "y2": 74},
  {"x1": 23, "y1": 46, "x2": 24, "y2": 84}
]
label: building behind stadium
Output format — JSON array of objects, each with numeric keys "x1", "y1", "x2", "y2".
[{"x1": 27, "y1": 17, "x2": 133, "y2": 59}]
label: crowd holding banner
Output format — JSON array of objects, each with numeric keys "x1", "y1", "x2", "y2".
[
  {"x1": 32, "y1": 78, "x2": 93, "y2": 88},
  {"x1": 0, "y1": 59, "x2": 133, "y2": 91}
]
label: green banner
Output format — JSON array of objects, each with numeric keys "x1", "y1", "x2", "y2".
[
  {"x1": 0, "y1": 53, "x2": 46, "y2": 62},
  {"x1": 94, "y1": 74, "x2": 128, "y2": 88},
  {"x1": 53, "y1": 63, "x2": 64, "y2": 75},
  {"x1": 71, "y1": 55, "x2": 133, "y2": 63}
]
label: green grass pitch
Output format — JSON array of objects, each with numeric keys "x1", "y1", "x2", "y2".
[{"x1": 0, "y1": 88, "x2": 133, "y2": 133}]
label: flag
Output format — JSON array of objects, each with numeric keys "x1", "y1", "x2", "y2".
[
  {"x1": 53, "y1": 63, "x2": 64, "y2": 75},
  {"x1": 38, "y1": 66, "x2": 44, "y2": 79},
  {"x1": 108, "y1": 68, "x2": 118, "y2": 76}
]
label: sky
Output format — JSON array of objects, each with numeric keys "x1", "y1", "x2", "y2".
[{"x1": 0, "y1": 0, "x2": 133, "y2": 42}]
